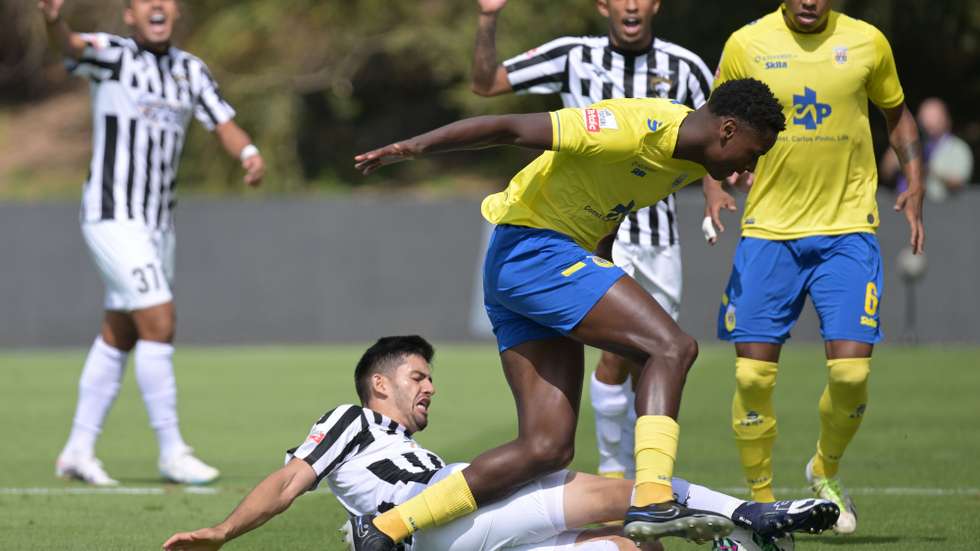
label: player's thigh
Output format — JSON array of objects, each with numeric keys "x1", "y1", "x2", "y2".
[
  {"x1": 616, "y1": 241, "x2": 682, "y2": 320},
  {"x1": 483, "y1": 225, "x2": 627, "y2": 350},
  {"x1": 502, "y1": 338, "x2": 585, "y2": 442},
  {"x1": 414, "y1": 468, "x2": 570, "y2": 551},
  {"x1": 718, "y1": 237, "x2": 809, "y2": 345},
  {"x1": 808, "y1": 232, "x2": 883, "y2": 345},
  {"x1": 570, "y1": 275, "x2": 683, "y2": 364},
  {"x1": 82, "y1": 221, "x2": 173, "y2": 311}
]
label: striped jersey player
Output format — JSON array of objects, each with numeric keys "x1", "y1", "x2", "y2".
[
  {"x1": 42, "y1": 0, "x2": 265, "y2": 487},
  {"x1": 470, "y1": 0, "x2": 712, "y2": 483},
  {"x1": 163, "y1": 336, "x2": 839, "y2": 551}
]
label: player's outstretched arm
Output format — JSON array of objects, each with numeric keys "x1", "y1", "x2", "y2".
[
  {"x1": 471, "y1": 0, "x2": 513, "y2": 96},
  {"x1": 161, "y1": 459, "x2": 315, "y2": 550},
  {"x1": 354, "y1": 112, "x2": 552, "y2": 174},
  {"x1": 881, "y1": 103, "x2": 925, "y2": 254},
  {"x1": 38, "y1": 0, "x2": 87, "y2": 59},
  {"x1": 214, "y1": 121, "x2": 265, "y2": 187}
]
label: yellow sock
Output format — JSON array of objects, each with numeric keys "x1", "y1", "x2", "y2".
[
  {"x1": 633, "y1": 415, "x2": 679, "y2": 506},
  {"x1": 813, "y1": 358, "x2": 871, "y2": 479},
  {"x1": 732, "y1": 358, "x2": 779, "y2": 502},
  {"x1": 373, "y1": 470, "x2": 476, "y2": 541}
]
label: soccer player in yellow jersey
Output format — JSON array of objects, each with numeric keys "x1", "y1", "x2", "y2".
[
  {"x1": 349, "y1": 79, "x2": 786, "y2": 549},
  {"x1": 702, "y1": 0, "x2": 925, "y2": 535}
]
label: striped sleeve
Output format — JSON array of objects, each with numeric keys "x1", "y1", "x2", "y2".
[
  {"x1": 681, "y1": 56, "x2": 713, "y2": 109},
  {"x1": 189, "y1": 58, "x2": 236, "y2": 131},
  {"x1": 286, "y1": 404, "x2": 370, "y2": 489},
  {"x1": 503, "y1": 36, "x2": 582, "y2": 95},
  {"x1": 65, "y1": 33, "x2": 124, "y2": 82}
]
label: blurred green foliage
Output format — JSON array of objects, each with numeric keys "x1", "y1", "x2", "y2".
[{"x1": 3, "y1": 0, "x2": 978, "y2": 194}]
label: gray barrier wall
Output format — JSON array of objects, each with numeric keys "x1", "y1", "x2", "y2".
[{"x1": 2, "y1": 191, "x2": 978, "y2": 347}]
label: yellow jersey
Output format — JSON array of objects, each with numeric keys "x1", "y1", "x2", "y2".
[
  {"x1": 481, "y1": 99, "x2": 705, "y2": 250},
  {"x1": 715, "y1": 7, "x2": 905, "y2": 239}
]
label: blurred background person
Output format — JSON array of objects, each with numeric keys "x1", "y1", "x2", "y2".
[{"x1": 881, "y1": 97, "x2": 974, "y2": 202}]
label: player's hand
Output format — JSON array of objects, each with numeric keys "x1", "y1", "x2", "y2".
[
  {"x1": 894, "y1": 188, "x2": 924, "y2": 254},
  {"x1": 38, "y1": 0, "x2": 64, "y2": 23},
  {"x1": 478, "y1": 0, "x2": 508, "y2": 15},
  {"x1": 354, "y1": 142, "x2": 420, "y2": 175},
  {"x1": 727, "y1": 171, "x2": 755, "y2": 193},
  {"x1": 242, "y1": 154, "x2": 265, "y2": 187},
  {"x1": 162, "y1": 527, "x2": 227, "y2": 551},
  {"x1": 703, "y1": 186, "x2": 737, "y2": 245}
]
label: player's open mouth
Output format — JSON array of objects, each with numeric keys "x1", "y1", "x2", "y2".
[
  {"x1": 149, "y1": 13, "x2": 167, "y2": 28},
  {"x1": 621, "y1": 17, "x2": 644, "y2": 36},
  {"x1": 415, "y1": 399, "x2": 430, "y2": 415},
  {"x1": 795, "y1": 11, "x2": 819, "y2": 26}
]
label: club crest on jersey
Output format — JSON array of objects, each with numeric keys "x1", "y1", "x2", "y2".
[
  {"x1": 834, "y1": 46, "x2": 848, "y2": 65},
  {"x1": 792, "y1": 87, "x2": 832, "y2": 130},
  {"x1": 584, "y1": 108, "x2": 618, "y2": 132},
  {"x1": 648, "y1": 68, "x2": 674, "y2": 98}
]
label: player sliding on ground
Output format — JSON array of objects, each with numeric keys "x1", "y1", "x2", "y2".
[
  {"x1": 162, "y1": 336, "x2": 839, "y2": 551},
  {"x1": 349, "y1": 79, "x2": 786, "y2": 549}
]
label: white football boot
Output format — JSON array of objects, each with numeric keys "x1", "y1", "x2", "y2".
[
  {"x1": 56, "y1": 452, "x2": 119, "y2": 486},
  {"x1": 159, "y1": 447, "x2": 220, "y2": 485},
  {"x1": 805, "y1": 457, "x2": 857, "y2": 534}
]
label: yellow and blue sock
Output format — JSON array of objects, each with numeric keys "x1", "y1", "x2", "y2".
[
  {"x1": 732, "y1": 357, "x2": 779, "y2": 502},
  {"x1": 811, "y1": 357, "x2": 871, "y2": 478}
]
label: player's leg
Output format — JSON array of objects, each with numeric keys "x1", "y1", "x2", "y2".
[
  {"x1": 570, "y1": 278, "x2": 734, "y2": 542},
  {"x1": 128, "y1": 226, "x2": 218, "y2": 484},
  {"x1": 804, "y1": 233, "x2": 882, "y2": 534},
  {"x1": 718, "y1": 238, "x2": 809, "y2": 503},
  {"x1": 57, "y1": 310, "x2": 138, "y2": 486}
]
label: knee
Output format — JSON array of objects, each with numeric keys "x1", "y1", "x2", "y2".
[
  {"x1": 827, "y1": 358, "x2": 871, "y2": 388},
  {"x1": 734, "y1": 358, "x2": 779, "y2": 392},
  {"x1": 523, "y1": 436, "x2": 575, "y2": 473},
  {"x1": 136, "y1": 309, "x2": 176, "y2": 343},
  {"x1": 657, "y1": 333, "x2": 698, "y2": 371}
]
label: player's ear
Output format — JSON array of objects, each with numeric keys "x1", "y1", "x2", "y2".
[
  {"x1": 371, "y1": 373, "x2": 388, "y2": 398},
  {"x1": 651, "y1": 0, "x2": 662, "y2": 17},
  {"x1": 123, "y1": 5, "x2": 135, "y2": 27},
  {"x1": 596, "y1": 0, "x2": 610, "y2": 19},
  {"x1": 720, "y1": 118, "x2": 738, "y2": 144}
]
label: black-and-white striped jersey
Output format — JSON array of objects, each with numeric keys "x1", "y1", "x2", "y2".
[
  {"x1": 286, "y1": 404, "x2": 445, "y2": 518},
  {"x1": 67, "y1": 33, "x2": 235, "y2": 230},
  {"x1": 504, "y1": 36, "x2": 714, "y2": 248}
]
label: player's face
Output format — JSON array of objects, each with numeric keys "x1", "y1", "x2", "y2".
[
  {"x1": 703, "y1": 119, "x2": 777, "y2": 180},
  {"x1": 597, "y1": 0, "x2": 661, "y2": 51},
  {"x1": 124, "y1": 0, "x2": 179, "y2": 49},
  {"x1": 387, "y1": 354, "x2": 435, "y2": 433},
  {"x1": 782, "y1": 0, "x2": 832, "y2": 33}
]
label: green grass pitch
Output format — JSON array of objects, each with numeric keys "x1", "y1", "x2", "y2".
[{"x1": 1, "y1": 344, "x2": 977, "y2": 550}]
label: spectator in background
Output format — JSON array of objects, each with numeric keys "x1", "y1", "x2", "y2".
[{"x1": 881, "y1": 97, "x2": 974, "y2": 202}]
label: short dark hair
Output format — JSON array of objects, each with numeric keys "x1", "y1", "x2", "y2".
[
  {"x1": 354, "y1": 336, "x2": 435, "y2": 403},
  {"x1": 708, "y1": 78, "x2": 786, "y2": 135}
]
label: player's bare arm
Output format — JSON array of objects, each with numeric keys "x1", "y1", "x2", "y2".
[
  {"x1": 162, "y1": 459, "x2": 315, "y2": 550},
  {"x1": 354, "y1": 112, "x2": 552, "y2": 174},
  {"x1": 214, "y1": 122, "x2": 265, "y2": 187},
  {"x1": 38, "y1": 0, "x2": 88, "y2": 58},
  {"x1": 471, "y1": 0, "x2": 513, "y2": 96},
  {"x1": 881, "y1": 103, "x2": 925, "y2": 254}
]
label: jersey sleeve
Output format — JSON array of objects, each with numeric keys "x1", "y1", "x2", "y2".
[
  {"x1": 285, "y1": 404, "x2": 367, "y2": 490},
  {"x1": 188, "y1": 59, "x2": 236, "y2": 131},
  {"x1": 503, "y1": 36, "x2": 579, "y2": 95},
  {"x1": 713, "y1": 33, "x2": 748, "y2": 89},
  {"x1": 684, "y1": 55, "x2": 714, "y2": 109},
  {"x1": 551, "y1": 103, "x2": 641, "y2": 161},
  {"x1": 866, "y1": 28, "x2": 904, "y2": 109},
  {"x1": 64, "y1": 33, "x2": 124, "y2": 82}
]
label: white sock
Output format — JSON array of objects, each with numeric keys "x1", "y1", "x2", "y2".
[
  {"x1": 684, "y1": 482, "x2": 746, "y2": 518},
  {"x1": 62, "y1": 337, "x2": 128, "y2": 457},
  {"x1": 590, "y1": 373, "x2": 633, "y2": 474},
  {"x1": 134, "y1": 340, "x2": 186, "y2": 459}
]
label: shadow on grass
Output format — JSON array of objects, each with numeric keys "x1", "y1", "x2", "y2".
[{"x1": 808, "y1": 535, "x2": 946, "y2": 545}]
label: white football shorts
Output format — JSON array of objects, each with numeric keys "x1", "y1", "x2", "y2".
[
  {"x1": 411, "y1": 465, "x2": 571, "y2": 551},
  {"x1": 81, "y1": 220, "x2": 175, "y2": 311},
  {"x1": 611, "y1": 241, "x2": 682, "y2": 321}
]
